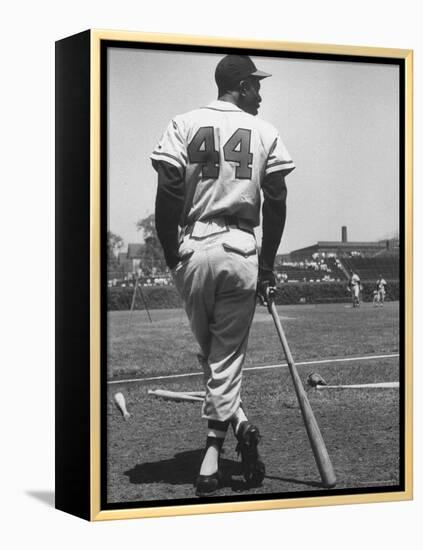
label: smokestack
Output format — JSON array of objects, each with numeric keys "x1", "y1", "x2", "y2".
[{"x1": 342, "y1": 226, "x2": 348, "y2": 243}]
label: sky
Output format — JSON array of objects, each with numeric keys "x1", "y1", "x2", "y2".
[{"x1": 108, "y1": 47, "x2": 399, "y2": 254}]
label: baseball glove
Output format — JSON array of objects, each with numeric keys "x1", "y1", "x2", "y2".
[{"x1": 307, "y1": 372, "x2": 328, "y2": 387}]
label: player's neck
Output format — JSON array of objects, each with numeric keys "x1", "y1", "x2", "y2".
[{"x1": 218, "y1": 93, "x2": 240, "y2": 108}]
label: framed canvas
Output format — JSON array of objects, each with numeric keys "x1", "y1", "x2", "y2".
[{"x1": 55, "y1": 29, "x2": 413, "y2": 521}]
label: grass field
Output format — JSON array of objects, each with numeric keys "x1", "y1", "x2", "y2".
[{"x1": 107, "y1": 301, "x2": 400, "y2": 504}]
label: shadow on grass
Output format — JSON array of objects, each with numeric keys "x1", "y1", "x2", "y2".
[
  {"x1": 125, "y1": 449, "x2": 242, "y2": 487},
  {"x1": 124, "y1": 449, "x2": 321, "y2": 492},
  {"x1": 263, "y1": 474, "x2": 324, "y2": 489}
]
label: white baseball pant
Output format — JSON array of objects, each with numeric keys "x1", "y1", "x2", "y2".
[{"x1": 172, "y1": 218, "x2": 258, "y2": 421}]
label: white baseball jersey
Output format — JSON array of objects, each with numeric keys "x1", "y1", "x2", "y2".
[
  {"x1": 151, "y1": 100, "x2": 295, "y2": 227},
  {"x1": 351, "y1": 273, "x2": 360, "y2": 286},
  {"x1": 377, "y1": 278, "x2": 387, "y2": 291}
]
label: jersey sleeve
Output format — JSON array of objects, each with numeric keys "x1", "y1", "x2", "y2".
[
  {"x1": 265, "y1": 134, "x2": 295, "y2": 177},
  {"x1": 151, "y1": 118, "x2": 187, "y2": 174}
]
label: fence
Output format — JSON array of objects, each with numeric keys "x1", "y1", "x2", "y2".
[{"x1": 107, "y1": 280, "x2": 399, "y2": 311}]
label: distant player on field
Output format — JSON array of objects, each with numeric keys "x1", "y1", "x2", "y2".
[
  {"x1": 375, "y1": 274, "x2": 387, "y2": 306},
  {"x1": 152, "y1": 54, "x2": 295, "y2": 496},
  {"x1": 348, "y1": 270, "x2": 361, "y2": 307}
]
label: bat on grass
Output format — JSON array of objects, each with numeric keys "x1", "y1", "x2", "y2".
[{"x1": 148, "y1": 389, "x2": 204, "y2": 402}]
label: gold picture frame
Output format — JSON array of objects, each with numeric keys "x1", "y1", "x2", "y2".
[{"x1": 55, "y1": 29, "x2": 413, "y2": 521}]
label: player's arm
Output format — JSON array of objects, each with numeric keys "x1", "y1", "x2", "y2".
[
  {"x1": 257, "y1": 170, "x2": 287, "y2": 304},
  {"x1": 154, "y1": 160, "x2": 185, "y2": 269},
  {"x1": 151, "y1": 118, "x2": 186, "y2": 269}
]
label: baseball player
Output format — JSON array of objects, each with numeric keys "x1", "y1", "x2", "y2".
[
  {"x1": 349, "y1": 270, "x2": 361, "y2": 307},
  {"x1": 375, "y1": 274, "x2": 387, "y2": 306},
  {"x1": 151, "y1": 54, "x2": 295, "y2": 496}
]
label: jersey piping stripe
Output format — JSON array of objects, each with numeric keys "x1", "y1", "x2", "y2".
[
  {"x1": 201, "y1": 107, "x2": 243, "y2": 113},
  {"x1": 151, "y1": 151, "x2": 185, "y2": 169},
  {"x1": 267, "y1": 160, "x2": 294, "y2": 168}
]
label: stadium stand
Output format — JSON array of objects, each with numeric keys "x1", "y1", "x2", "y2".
[
  {"x1": 341, "y1": 256, "x2": 399, "y2": 281},
  {"x1": 275, "y1": 256, "x2": 346, "y2": 283}
]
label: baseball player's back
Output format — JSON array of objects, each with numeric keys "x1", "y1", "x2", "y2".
[
  {"x1": 152, "y1": 54, "x2": 295, "y2": 497},
  {"x1": 152, "y1": 100, "x2": 294, "y2": 227}
]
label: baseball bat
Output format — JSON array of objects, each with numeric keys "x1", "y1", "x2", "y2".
[
  {"x1": 268, "y1": 299, "x2": 337, "y2": 488},
  {"x1": 114, "y1": 392, "x2": 131, "y2": 420},
  {"x1": 148, "y1": 389, "x2": 204, "y2": 402}
]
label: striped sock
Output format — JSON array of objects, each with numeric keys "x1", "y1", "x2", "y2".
[
  {"x1": 207, "y1": 419, "x2": 229, "y2": 439},
  {"x1": 231, "y1": 406, "x2": 248, "y2": 435},
  {"x1": 199, "y1": 420, "x2": 228, "y2": 476}
]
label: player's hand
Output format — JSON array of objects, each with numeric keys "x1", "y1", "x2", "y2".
[{"x1": 257, "y1": 268, "x2": 276, "y2": 308}]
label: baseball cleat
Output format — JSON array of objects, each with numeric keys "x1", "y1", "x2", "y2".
[
  {"x1": 235, "y1": 421, "x2": 265, "y2": 486},
  {"x1": 195, "y1": 470, "x2": 222, "y2": 497}
]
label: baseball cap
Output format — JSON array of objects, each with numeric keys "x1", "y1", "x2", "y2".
[{"x1": 215, "y1": 55, "x2": 271, "y2": 90}]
